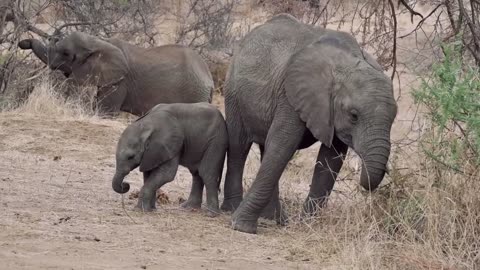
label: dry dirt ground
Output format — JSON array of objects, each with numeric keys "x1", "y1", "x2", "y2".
[
  {"x1": 0, "y1": 3, "x2": 443, "y2": 269},
  {"x1": 0, "y1": 110, "x2": 336, "y2": 270}
]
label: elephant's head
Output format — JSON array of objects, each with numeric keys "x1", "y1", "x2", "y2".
[
  {"x1": 284, "y1": 33, "x2": 397, "y2": 191},
  {"x1": 18, "y1": 31, "x2": 128, "y2": 86},
  {"x1": 112, "y1": 109, "x2": 184, "y2": 194}
]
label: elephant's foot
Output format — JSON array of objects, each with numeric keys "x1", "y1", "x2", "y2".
[
  {"x1": 134, "y1": 197, "x2": 157, "y2": 212},
  {"x1": 232, "y1": 212, "x2": 258, "y2": 234},
  {"x1": 221, "y1": 196, "x2": 242, "y2": 212},
  {"x1": 180, "y1": 199, "x2": 202, "y2": 210},
  {"x1": 302, "y1": 196, "x2": 328, "y2": 218},
  {"x1": 260, "y1": 198, "x2": 288, "y2": 226},
  {"x1": 133, "y1": 204, "x2": 156, "y2": 212}
]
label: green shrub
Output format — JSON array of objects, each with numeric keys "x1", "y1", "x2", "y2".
[{"x1": 413, "y1": 42, "x2": 480, "y2": 173}]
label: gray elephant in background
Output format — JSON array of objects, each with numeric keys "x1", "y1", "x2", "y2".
[
  {"x1": 221, "y1": 14, "x2": 398, "y2": 233},
  {"x1": 18, "y1": 32, "x2": 214, "y2": 116},
  {"x1": 112, "y1": 103, "x2": 228, "y2": 216}
]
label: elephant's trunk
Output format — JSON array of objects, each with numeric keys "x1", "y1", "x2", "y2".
[
  {"x1": 19, "y1": 39, "x2": 49, "y2": 65},
  {"x1": 356, "y1": 131, "x2": 391, "y2": 191},
  {"x1": 112, "y1": 172, "x2": 130, "y2": 194}
]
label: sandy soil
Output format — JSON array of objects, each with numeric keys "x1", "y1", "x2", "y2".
[
  {"x1": 0, "y1": 2, "x2": 443, "y2": 269},
  {"x1": 0, "y1": 113, "x2": 329, "y2": 270}
]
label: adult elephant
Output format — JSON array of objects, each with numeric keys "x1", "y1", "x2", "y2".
[
  {"x1": 221, "y1": 14, "x2": 398, "y2": 234},
  {"x1": 18, "y1": 32, "x2": 214, "y2": 116}
]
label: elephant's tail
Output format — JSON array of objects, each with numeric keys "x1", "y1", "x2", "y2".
[
  {"x1": 209, "y1": 85, "x2": 214, "y2": 103},
  {"x1": 217, "y1": 138, "x2": 229, "y2": 193},
  {"x1": 217, "y1": 150, "x2": 226, "y2": 193}
]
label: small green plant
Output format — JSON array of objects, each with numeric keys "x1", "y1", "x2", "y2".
[{"x1": 413, "y1": 42, "x2": 480, "y2": 173}]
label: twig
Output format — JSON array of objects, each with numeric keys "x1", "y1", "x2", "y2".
[
  {"x1": 121, "y1": 194, "x2": 138, "y2": 224},
  {"x1": 398, "y1": 4, "x2": 442, "y2": 39},
  {"x1": 397, "y1": 0, "x2": 424, "y2": 23},
  {"x1": 388, "y1": 0, "x2": 397, "y2": 81},
  {"x1": 5, "y1": 11, "x2": 50, "y2": 39},
  {"x1": 53, "y1": 22, "x2": 94, "y2": 36},
  {"x1": 458, "y1": 0, "x2": 480, "y2": 64}
]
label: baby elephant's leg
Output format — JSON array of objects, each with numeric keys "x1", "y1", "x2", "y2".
[
  {"x1": 181, "y1": 173, "x2": 204, "y2": 210},
  {"x1": 136, "y1": 173, "x2": 156, "y2": 211},
  {"x1": 204, "y1": 177, "x2": 220, "y2": 217},
  {"x1": 135, "y1": 157, "x2": 179, "y2": 212}
]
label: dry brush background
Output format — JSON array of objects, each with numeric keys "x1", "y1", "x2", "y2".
[{"x1": 0, "y1": 0, "x2": 479, "y2": 269}]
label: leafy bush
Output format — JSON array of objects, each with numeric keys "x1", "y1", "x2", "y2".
[{"x1": 413, "y1": 42, "x2": 480, "y2": 174}]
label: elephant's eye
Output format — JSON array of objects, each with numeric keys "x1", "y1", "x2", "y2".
[
  {"x1": 127, "y1": 155, "x2": 135, "y2": 160},
  {"x1": 350, "y1": 109, "x2": 359, "y2": 122}
]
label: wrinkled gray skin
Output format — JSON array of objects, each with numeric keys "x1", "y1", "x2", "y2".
[
  {"x1": 222, "y1": 14, "x2": 398, "y2": 234},
  {"x1": 112, "y1": 103, "x2": 228, "y2": 216},
  {"x1": 18, "y1": 32, "x2": 213, "y2": 116}
]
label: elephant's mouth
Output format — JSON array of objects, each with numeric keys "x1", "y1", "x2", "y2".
[{"x1": 49, "y1": 61, "x2": 72, "y2": 76}]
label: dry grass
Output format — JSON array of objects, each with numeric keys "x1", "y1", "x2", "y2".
[
  {"x1": 1, "y1": 75, "x2": 478, "y2": 270},
  {"x1": 10, "y1": 77, "x2": 98, "y2": 120},
  {"x1": 268, "y1": 147, "x2": 480, "y2": 269},
  {"x1": 223, "y1": 136, "x2": 479, "y2": 269},
  {"x1": 1, "y1": 4, "x2": 479, "y2": 268}
]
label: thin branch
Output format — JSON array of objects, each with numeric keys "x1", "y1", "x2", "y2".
[
  {"x1": 5, "y1": 11, "x2": 50, "y2": 38},
  {"x1": 458, "y1": 0, "x2": 480, "y2": 61},
  {"x1": 53, "y1": 22, "x2": 94, "y2": 35},
  {"x1": 388, "y1": 0, "x2": 397, "y2": 81},
  {"x1": 397, "y1": 0, "x2": 424, "y2": 23},
  {"x1": 398, "y1": 4, "x2": 442, "y2": 39}
]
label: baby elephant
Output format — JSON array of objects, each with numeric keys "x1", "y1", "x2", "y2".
[{"x1": 111, "y1": 103, "x2": 228, "y2": 216}]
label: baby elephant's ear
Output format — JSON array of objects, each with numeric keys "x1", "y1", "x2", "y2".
[{"x1": 139, "y1": 115, "x2": 184, "y2": 172}]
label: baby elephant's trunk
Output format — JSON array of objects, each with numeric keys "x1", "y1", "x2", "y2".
[{"x1": 112, "y1": 172, "x2": 130, "y2": 194}]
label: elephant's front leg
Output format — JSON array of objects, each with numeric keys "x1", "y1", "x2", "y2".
[
  {"x1": 95, "y1": 85, "x2": 126, "y2": 117},
  {"x1": 258, "y1": 144, "x2": 288, "y2": 225},
  {"x1": 303, "y1": 136, "x2": 348, "y2": 216},
  {"x1": 259, "y1": 182, "x2": 287, "y2": 225},
  {"x1": 232, "y1": 114, "x2": 305, "y2": 234},
  {"x1": 181, "y1": 173, "x2": 204, "y2": 210},
  {"x1": 135, "y1": 157, "x2": 179, "y2": 212}
]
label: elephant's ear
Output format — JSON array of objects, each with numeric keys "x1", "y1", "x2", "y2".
[
  {"x1": 361, "y1": 49, "x2": 383, "y2": 72},
  {"x1": 139, "y1": 113, "x2": 184, "y2": 172},
  {"x1": 71, "y1": 36, "x2": 128, "y2": 87},
  {"x1": 284, "y1": 42, "x2": 335, "y2": 147}
]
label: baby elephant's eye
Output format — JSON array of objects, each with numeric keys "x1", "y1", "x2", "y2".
[
  {"x1": 127, "y1": 155, "x2": 135, "y2": 160},
  {"x1": 350, "y1": 109, "x2": 359, "y2": 122}
]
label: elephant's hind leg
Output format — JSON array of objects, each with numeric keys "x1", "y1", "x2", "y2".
[
  {"x1": 232, "y1": 112, "x2": 305, "y2": 234},
  {"x1": 181, "y1": 173, "x2": 204, "y2": 210},
  {"x1": 303, "y1": 136, "x2": 348, "y2": 216},
  {"x1": 221, "y1": 121, "x2": 252, "y2": 212},
  {"x1": 203, "y1": 176, "x2": 221, "y2": 217}
]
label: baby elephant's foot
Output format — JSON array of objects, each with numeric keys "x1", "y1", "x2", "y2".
[
  {"x1": 206, "y1": 207, "x2": 221, "y2": 218},
  {"x1": 180, "y1": 199, "x2": 202, "y2": 210},
  {"x1": 221, "y1": 197, "x2": 242, "y2": 212},
  {"x1": 134, "y1": 200, "x2": 156, "y2": 212}
]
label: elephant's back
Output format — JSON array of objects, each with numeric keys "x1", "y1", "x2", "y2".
[
  {"x1": 229, "y1": 14, "x2": 321, "y2": 97},
  {"x1": 154, "y1": 103, "x2": 227, "y2": 166},
  {"x1": 148, "y1": 45, "x2": 212, "y2": 102},
  {"x1": 225, "y1": 14, "x2": 323, "y2": 140},
  {"x1": 120, "y1": 44, "x2": 213, "y2": 114}
]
